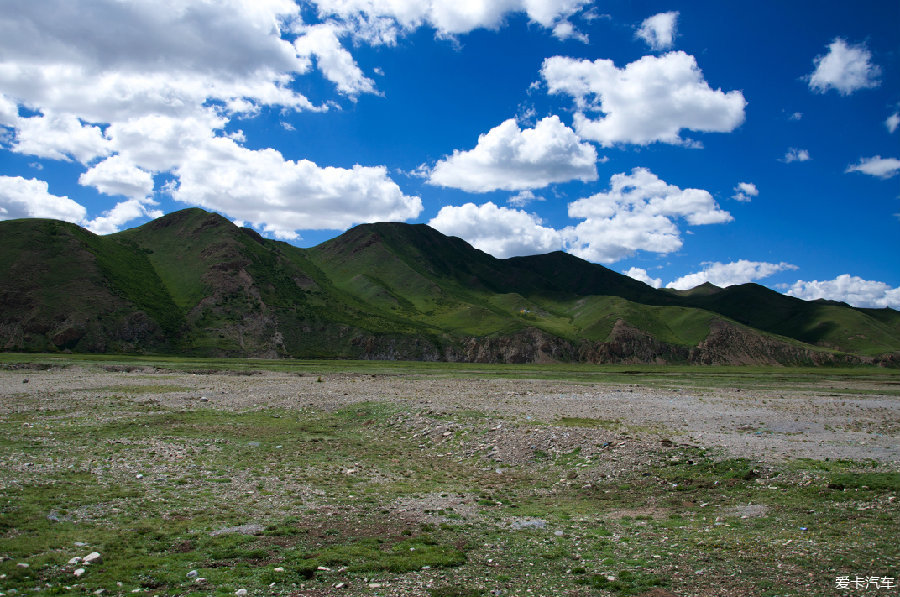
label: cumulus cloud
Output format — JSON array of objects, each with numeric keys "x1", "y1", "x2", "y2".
[
  {"x1": 808, "y1": 38, "x2": 880, "y2": 95},
  {"x1": 85, "y1": 198, "x2": 163, "y2": 235},
  {"x1": 294, "y1": 23, "x2": 377, "y2": 96},
  {"x1": 0, "y1": 0, "x2": 425, "y2": 236},
  {"x1": 845, "y1": 156, "x2": 900, "y2": 179},
  {"x1": 169, "y1": 133, "x2": 422, "y2": 238},
  {"x1": 565, "y1": 167, "x2": 732, "y2": 263},
  {"x1": 542, "y1": 51, "x2": 746, "y2": 146},
  {"x1": 78, "y1": 155, "x2": 154, "y2": 200},
  {"x1": 428, "y1": 116, "x2": 598, "y2": 192},
  {"x1": 732, "y1": 182, "x2": 758, "y2": 202},
  {"x1": 635, "y1": 11, "x2": 678, "y2": 51},
  {"x1": 313, "y1": 0, "x2": 590, "y2": 39},
  {"x1": 428, "y1": 201, "x2": 563, "y2": 258},
  {"x1": 786, "y1": 275, "x2": 900, "y2": 309},
  {"x1": 887, "y1": 113, "x2": 900, "y2": 134},
  {"x1": 0, "y1": 0, "x2": 315, "y2": 123},
  {"x1": 783, "y1": 148, "x2": 810, "y2": 163},
  {"x1": 666, "y1": 260, "x2": 798, "y2": 290},
  {"x1": 508, "y1": 190, "x2": 543, "y2": 207},
  {"x1": 0, "y1": 175, "x2": 86, "y2": 223},
  {"x1": 623, "y1": 267, "x2": 662, "y2": 289},
  {"x1": 10, "y1": 112, "x2": 110, "y2": 163}
]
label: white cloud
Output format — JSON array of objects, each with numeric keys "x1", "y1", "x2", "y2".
[
  {"x1": 635, "y1": 11, "x2": 678, "y2": 51},
  {"x1": 783, "y1": 148, "x2": 810, "y2": 163},
  {"x1": 294, "y1": 24, "x2": 377, "y2": 96},
  {"x1": 0, "y1": 0, "x2": 315, "y2": 124},
  {"x1": 428, "y1": 201, "x2": 563, "y2": 258},
  {"x1": 623, "y1": 267, "x2": 662, "y2": 289},
  {"x1": 313, "y1": 0, "x2": 590, "y2": 39},
  {"x1": 732, "y1": 182, "x2": 758, "y2": 202},
  {"x1": 565, "y1": 167, "x2": 732, "y2": 263},
  {"x1": 10, "y1": 112, "x2": 110, "y2": 163},
  {"x1": 845, "y1": 156, "x2": 900, "y2": 179},
  {"x1": 170, "y1": 133, "x2": 423, "y2": 238},
  {"x1": 508, "y1": 190, "x2": 543, "y2": 207},
  {"x1": 666, "y1": 260, "x2": 798, "y2": 290},
  {"x1": 786, "y1": 275, "x2": 900, "y2": 309},
  {"x1": 808, "y1": 38, "x2": 880, "y2": 95},
  {"x1": 887, "y1": 112, "x2": 900, "y2": 134},
  {"x1": 78, "y1": 155, "x2": 154, "y2": 200},
  {"x1": 0, "y1": 1, "x2": 428, "y2": 236},
  {"x1": 428, "y1": 116, "x2": 598, "y2": 192},
  {"x1": 542, "y1": 51, "x2": 746, "y2": 146},
  {"x1": 552, "y1": 20, "x2": 588, "y2": 43},
  {"x1": 0, "y1": 175, "x2": 86, "y2": 223},
  {"x1": 85, "y1": 198, "x2": 163, "y2": 235}
]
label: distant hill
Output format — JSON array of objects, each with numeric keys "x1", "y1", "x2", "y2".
[{"x1": 2, "y1": 208, "x2": 898, "y2": 365}]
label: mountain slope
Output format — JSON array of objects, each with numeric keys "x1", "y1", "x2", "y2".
[
  {"x1": 2, "y1": 209, "x2": 898, "y2": 364},
  {"x1": 0, "y1": 218, "x2": 178, "y2": 352}
]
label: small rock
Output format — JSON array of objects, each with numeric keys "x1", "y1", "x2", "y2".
[
  {"x1": 135, "y1": 474, "x2": 144, "y2": 480},
  {"x1": 83, "y1": 552, "x2": 102, "y2": 565},
  {"x1": 74, "y1": 542, "x2": 88, "y2": 547},
  {"x1": 22, "y1": 379, "x2": 29, "y2": 383},
  {"x1": 16, "y1": 563, "x2": 28, "y2": 569},
  {"x1": 273, "y1": 567, "x2": 285, "y2": 573},
  {"x1": 368, "y1": 583, "x2": 383, "y2": 589},
  {"x1": 94, "y1": 590, "x2": 105, "y2": 595},
  {"x1": 73, "y1": 568, "x2": 86, "y2": 578},
  {"x1": 247, "y1": 441, "x2": 261, "y2": 447},
  {"x1": 554, "y1": 530, "x2": 564, "y2": 537},
  {"x1": 334, "y1": 582, "x2": 346, "y2": 589},
  {"x1": 195, "y1": 578, "x2": 206, "y2": 584},
  {"x1": 316, "y1": 566, "x2": 331, "y2": 572},
  {"x1": 235, "y1": 590, "x2": 248, "y2": 596},
  {"x1": 199, "y1": 397, "x2": 209, "y2": 402},
  {"x1": 186, "y1": 570, "x2": 198, "y2": 578},
  {"x1": 68, "y1": 557, "x2": 82, "y2": 565}
]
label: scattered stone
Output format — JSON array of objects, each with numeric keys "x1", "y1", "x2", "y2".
[
  {"x1": 509, "y1": 518, "x2": 546, "y2": 530},
  {"x1": 16, "y1": 563, "x2": 28, "y2": 569},
  {"x1": 334, "y1": 582, "x2": 346, "y2": 589},
  {"x1": 186, "y1": 570, "x2": 198, "y2": 578},
  {"x1": 73, "y1": 568, "x2": 86, "y2": 578},
  {"x1": 273, "y1": 567, "x2": 285, "y2": 573},
  {"x1": 368, "y1": 583, "x2": 383, "y2": 589},
  {"x1": 83, "y1": 552, "x2": 102, "y2": 565},
  {"x1": 235, "y1": 590, "x2": 248, "y2": 596},
  {"x1": 74, "y1": 542, "x2": 88, "y2": 547},
  {"x1": 247, "y1": 441, "x2": 261, "y2": 447},
  {"x1": 554, "y1": 530, "x2": 565, "y2": 537},
  {"x1": 195, "y1": 578, "x2": 207, "y2": 584},
  {"x1": 210, "y1": 523, "x2": 264, "y2": 536},
  {"x1": 316, "y1": 566, "x2": 331, "y2": 572},
  {"x1": 135, "y1": 474, "x2": 144, "y2": 480},
  {"x1": 68, "y1": 557, "x2": 82, "y2": 565},
  {"x1": 199, "y1": 397, "x2": 209, "y2": 402}
]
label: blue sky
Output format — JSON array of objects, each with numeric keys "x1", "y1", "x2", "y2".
[{"x1": 1, "y1": 0, "x2": 898, "y2": 307}]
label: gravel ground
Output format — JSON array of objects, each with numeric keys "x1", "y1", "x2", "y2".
[{"x1": 3, "y1": 367, "x2": 898, "y2": 467}]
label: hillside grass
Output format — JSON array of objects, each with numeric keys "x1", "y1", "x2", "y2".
[{"x1": 2, "y1": 353, "x2": 899, "y2": 392}]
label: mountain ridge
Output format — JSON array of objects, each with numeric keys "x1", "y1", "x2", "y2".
[{"x1": 2, "y1": 208, "x2": 898, "y2": 365}]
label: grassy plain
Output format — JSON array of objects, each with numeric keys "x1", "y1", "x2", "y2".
[{"x1": 1, "y1": 355, "x2": 898, "y2": 596}]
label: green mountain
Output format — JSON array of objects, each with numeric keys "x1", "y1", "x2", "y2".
[{"x1": 2, "y1": 208, "x2": 898, "y2": 365}]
